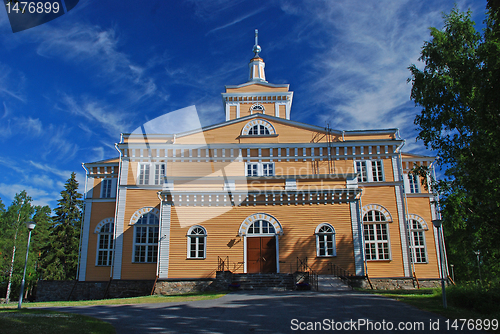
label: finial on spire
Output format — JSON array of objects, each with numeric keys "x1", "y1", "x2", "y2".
[{"x1": 252, "y1": 29, "x2": 261, "y2": 57}]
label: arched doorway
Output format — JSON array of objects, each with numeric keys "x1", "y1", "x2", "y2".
[{"x1": 239, "y1": 213, "x2": 283, "y2": 273}]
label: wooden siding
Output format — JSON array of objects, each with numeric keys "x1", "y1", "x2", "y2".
[
  {"x1": 166, "y1": 204, "x2": 355, "y2": 278},
  {"x1": 119, "y1": 189, "x2": 162, "y2": 280},
  {"x1": 407, "y1": 197, "x2": 440, "y2": 279},
  {"x1": 84, "y1": 202, "x2": 116, "y2": 281},
  {"x1": 359, "y1": 186, "x2": 405, "y2": 278}
]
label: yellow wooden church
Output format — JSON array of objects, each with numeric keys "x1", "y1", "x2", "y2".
[{"x1": 78, "y1": 32, "x2": 445, "y2": 288}]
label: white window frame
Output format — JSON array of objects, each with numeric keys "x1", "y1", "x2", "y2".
[
  {"x1": 100, "y1": 178, "x2": 116, "y2": 198},
  {"x1": 137, "y1": 162, "x2": 166, "y2": 185},
  {"x1": 187, "y1": 225, "x2": 207, "y2": 259},
  {"x1": 315, "y1": 223, "x2": 336, "y2": 257},
  {"x1": 409, "y1": 219, "x2": 427, "y2": 263},
  {"x1": 132, "y1": 212, "x2": 159, "y2": 263},
  {"x1": 245, "y1": 162, "x2": 275, "y2": 177},
  {"x1": 407, "y1": 173, "x2": 420, "y2": 193},
  {"x1": 355, "y1": 161, "x2": 368, "y2": 182},
  {"x1": 354, "y1": 160, "x2": 384, "y2": 182},
  {"x1": 96, "y1": 222, "x2": 114, "y2": 266},
  {"x1": 363, "y1": 210, "x2": 391, "y2": 261},
  {"x1": 247, "y1": 220, "x2": 276, "y2": 236}
]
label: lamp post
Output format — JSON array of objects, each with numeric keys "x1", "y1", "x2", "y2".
[
  {"x1": 432, "y1": 219, "x2": 447, "y2": 309},
  {"x1": 18, "y1": 221, "x2": 36, "y2": 309},
  {"x1": 474, "y1": 250, "x2": 481, "y2": 284},
  {"x1": 450, "y1": 264, "x2": 455, "y2": 282}
]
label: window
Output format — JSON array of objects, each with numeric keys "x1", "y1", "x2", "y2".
[
  {"x1": 355, "y1": 161, "x2": 367, "y2": 182},
  {"x1": 363, "y1": 210, "x2": 390, "y2": 260},
  {"x1": 251, "y1": 103, "x2": 265, "y2": 114},
  {"x1": 245, "y1": 162, "x2": 275, "y2": 177},
  {"x1": 187, "y1": 226, "x2": 207, "y2": 259},
  {"x1": 354, "y1": 160, "x2": 384, "y2": 182},
  {"x1": 408, "y1": 173, "x2": 420, "y2": 193},
  {"x1": 241, "y1": 119, "x2": 276, "y2": 136},
  {"x1": 154, "y1": 164, "x2": 166, "y2": 185},
  {"x1": 133, "y1": 212, "x2": 159, "y2": 263},
  {"x1": 371, "y1": 160, "x2": 384, "y2": 182},
  {"x1": 315, "y1": 224, "x2": 336, "y2": 257},
  {"x1": 97, "y1": 221, "x2": 114, "y2": 266},
  {"x1": 247, "y1": 220, "x2": 275, "y2": 234},
  {"x1": 100, "y1": 179, "x2": 113, "y2": 198},
  {"x1": 137, "y1": 163, "x2": 166, "y2": 185},
  {"x1": 409, "y1": 219, "x2": 427, "y2": 263}
]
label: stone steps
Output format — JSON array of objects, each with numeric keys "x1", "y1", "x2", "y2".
[
  {"x1": 231, "y1": 273, "x2": 295, "y2": 291},
  {"x1": 316, "y1": 275, "x2": 352, "y2": 291}
]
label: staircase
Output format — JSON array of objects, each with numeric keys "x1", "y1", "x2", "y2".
[
  {"x1": 231, "y1": 273, "x2": 294, "y2": 291},
  {"x1": 316, "y1": 275, "x2": 352, "y2": 292}
]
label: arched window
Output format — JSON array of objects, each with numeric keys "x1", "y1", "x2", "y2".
[
  {"x1": 133, "y1": 211, "x2": 159, "y2": 263},
  {"x1": 409, "y1": 219, "x2": 427, "y2": 263},
  {"x1": 96, "y1": 220, "x2": 114, "y2": 266},
  {"x1": 248, "y1": 124, "x2": 270, "y2": 135},
  {"x1": 247, "y1": 220, "x2": 276, "y2": 235},
  {"x1": 250, "y1": 103, "x2": 265, "y2": 114},
  {"x1": 315, "y1": 223, "x2": 336, "y2": 257},
  {"x1": 187, "y1": 226, "x2": 207, "y2": 259},
  {"x1": 363, "y1": 210, "x2": 390, "y2": 260},
  {"x1": 241, "y1": 119, "x2": 276, "y2": 136}
]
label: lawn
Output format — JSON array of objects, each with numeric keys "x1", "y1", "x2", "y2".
[
  {"x1": 358, "y1": 287, "x2": 500, "y2": 333},
  {"x1": 0, "y1": 292, "x2": 227, "y2": 334}
]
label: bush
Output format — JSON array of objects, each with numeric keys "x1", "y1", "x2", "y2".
[{"x1": 445, "y1": 282, "x2": 500, "y2": 315}]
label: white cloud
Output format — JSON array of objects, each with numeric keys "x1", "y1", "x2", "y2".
[{"x1": 0, "y1": 182, "x2": 59, "y2": 207}]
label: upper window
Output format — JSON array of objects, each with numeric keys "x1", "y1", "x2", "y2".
[
  {"x1": 409, "y1": 219, "x2": 427, "y2": 263},
  {"x1": 96, "y1": 219, "x2": 114, "y2": 266},
  {"x1": 101, "y1": 179, "x2": 113, "y2": 198},
  {"x1": 315, "y1": 224, "x2": 336, "y2": 257},
  {"x1": 407, "y1": 173, "x2": 420, "y2": 193},
  {"x1": 246, "y1": 162, "x2": 274, "y2": 177},
  {"x1": 241, "y1": 119, "x2": 276, "y2": 136},
  {"x1": 247, "y1": 220, "x2": 276, "y2": 235},
  {"x1": 354, "y1": 160, "x2": 384, "y2": 182},
  {"x1": 250, "y1": 103, "x2": 265, "y2": 114},
  {"x1": 133, "y1": 212, "x2": 159, "y2": 263},
  {"x1": 137, "y1": 163, "x2": 166, "y2": 185},
  {"x1": 363, "y1": 210, "x2": 390, "y2": 260},
  {"x1": 187, "y1": 226, "x2": 207, "y2": 259}
]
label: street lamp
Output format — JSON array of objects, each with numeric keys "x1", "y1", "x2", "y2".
[
  {"x1": 474, "y1": 250, "x2": 481, "y2": 283},
  {"x1": 432, "y1": 219, "x2": 447, "y2": 309},
  {"x1": 18, "y1": 221, "x2": 36, "y2": 309}
]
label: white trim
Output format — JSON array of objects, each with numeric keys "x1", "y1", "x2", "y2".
[
  {"x1": 113, "y1": 187, "x2": 126, "y2": 279},
  {"x1": 95, "y1": 218, "x2": 114, "y2": 266},
  {"x1": 393, "y1": 156, "x2": 411, "y2": 275},
  {"x1": 238, "y1": 213, "x2": 283, "y2": 236},
  {"x1": 78, "y1": 201, "x2": 92, "y2": 281},
  {"x1": 241, "y1": 119, "x2": 276, "y2": 136},
  {"x1": 361, "y1": 204, "x2": 393, "y2": 222},
  {"x1": 315, "y1": 223, "x2": 336, "y2": 257},
  {"x1": 186, "y1": 225, "x2": 207, "y2": 259},
  {"x1": 350, "y1": 201, "x2": 364, "y2": 275},
  {"x1": 158, "y1": 202, "x2": 171, "y2": 279}
]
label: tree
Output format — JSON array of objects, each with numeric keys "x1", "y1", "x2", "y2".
[
  {"x1": 39, "y1": 172, "x2": 83, "y2": 280},
  {"x1": 408, "y1": 4, "x2": 500, "y2": 281},
  {"x1": 0, "y1": 191, "x2": 34, "y2": 303}
]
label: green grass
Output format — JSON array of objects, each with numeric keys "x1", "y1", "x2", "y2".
[
  {"x1": 358, "y1": 287, "x2": 500, "y2": 332},
  {"x1": 0, "y1": 291, "x2": 227, "y2": 308},
  {"x1": 0, "y1": 309, "x2": 115, "y2": 334},
  {"x1": 0, "y1": 291, "x2": 227, "y2": 334}
]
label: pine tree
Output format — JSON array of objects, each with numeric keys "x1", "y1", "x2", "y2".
[{"x1": 40, "y1": 172, "x2": 83, "y2": 280}]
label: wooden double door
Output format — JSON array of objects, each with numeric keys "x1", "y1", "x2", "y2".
[{"x1": 247, "y1": 236, "x2": 277, "y2": 273}]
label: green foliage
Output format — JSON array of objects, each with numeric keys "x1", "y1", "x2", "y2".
[
  {"x1": 39, "y1": 172, "x2": 83, "y2": 280},
  {"x1": 446, "y1": 282, "x2": 500, "y2": 315},
  {"x1": 408, "y1": 5, "x2": 500, "y2": 281}
]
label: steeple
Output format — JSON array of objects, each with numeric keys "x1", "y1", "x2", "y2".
[{"x1": 248, "y1": 29, "x2": 266, "y2": 82}]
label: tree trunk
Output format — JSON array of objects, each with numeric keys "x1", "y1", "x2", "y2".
[{"x1": 5, "y1": 228, "x2": 19, "y2": 303}]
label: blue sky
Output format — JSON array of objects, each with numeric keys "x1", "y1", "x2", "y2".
[{"x1": 0, "y1": 0, "x2": 487, "y2": 208}]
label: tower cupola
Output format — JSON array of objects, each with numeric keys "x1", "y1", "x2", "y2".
[{"x1": 248, "y1": 29, "x2": 267, "y2": 82}]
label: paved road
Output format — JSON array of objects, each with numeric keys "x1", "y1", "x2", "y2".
[{"x1": 41, "y1": 290, "x2": 486, "y2": 333}]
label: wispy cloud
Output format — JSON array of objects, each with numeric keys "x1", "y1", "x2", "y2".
[
  {"x1": 0, "y1": 63, "x2": 26, "y2": 103},
  {"x1": 36, "y1": 23, "x2": 157, "y2": 103},
  {"x1": 0, "y1": 183, "x2": 59, "y2": 207},
  {"x1": 58, "y1": 94, "x2": 132, "y2": 137},
  {"x1": 207, "y1": 8, "x2": 267, "y2": 34}
]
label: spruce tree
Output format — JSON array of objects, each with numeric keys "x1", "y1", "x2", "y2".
[{"x1": 40, "y1": 172, "x2": 83, "y2": 280}]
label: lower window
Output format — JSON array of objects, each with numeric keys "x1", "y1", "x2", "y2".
[
  {"x1": 315, "y1": 223, "x2": 336, "y2": 257},
  {"x1": 187, "y1": 225, "x2": 207, "y2": 259},
  {"x1": 133, "y1": 212, "x2": 159, "y2": 263},
  {"x1": 364, "y1": 223, "x2": 390, "y2": 260}
]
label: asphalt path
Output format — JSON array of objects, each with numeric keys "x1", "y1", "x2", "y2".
[{"x1": 41, "y1": 290, "x2": 488, "y2": 333}]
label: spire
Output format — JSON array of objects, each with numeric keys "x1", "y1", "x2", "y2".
[{"x1": 248, "y1": 29, "x2": 267, "y2": 82}]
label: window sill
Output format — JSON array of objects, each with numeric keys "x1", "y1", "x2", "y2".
[{"x1": 186, "y1": 257, "x2": 206, "y2": 260}]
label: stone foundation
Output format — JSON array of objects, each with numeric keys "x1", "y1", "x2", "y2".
[
  {"x1": 153, "y1": 279, "x2": 216, "y2": 295},
  {"x1": 359, "y1": 278, "x2": 442, "y2": 290}
]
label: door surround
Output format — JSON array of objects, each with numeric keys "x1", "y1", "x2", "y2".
[{"x1": 238, "y1": 213, "x2": 283, "y2": 273}]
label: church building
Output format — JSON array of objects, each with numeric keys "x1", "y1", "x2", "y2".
[{"x1": 78, "y1": 32, "x2": 445, "y2": 286}]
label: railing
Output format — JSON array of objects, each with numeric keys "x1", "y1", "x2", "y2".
[
  {"x1": 218, "y1": 256, "x2": 229, "y2": 272},
  {"x1": 296, "y1": 257, "x2": 318, "y2": 291},
  {"x1": 326, "y1": 263, "x2": 354, "y2": 287}
]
